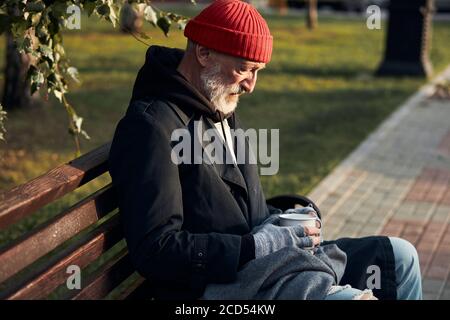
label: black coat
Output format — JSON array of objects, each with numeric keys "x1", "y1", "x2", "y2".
[{"x1": 109, "y1": 46, "x2": 269, "y2": 298}]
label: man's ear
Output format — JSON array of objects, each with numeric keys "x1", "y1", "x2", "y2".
[{"x1": 196, "y1": 45, "x2": 213, "y2": 67}]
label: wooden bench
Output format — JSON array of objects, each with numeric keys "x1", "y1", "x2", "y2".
[
  {"x1": 0, "y1": 143, "x2": 153, "y2": 299},
  {"x1": 0, "y1": 143, "x2": 320, "y2": 300}
]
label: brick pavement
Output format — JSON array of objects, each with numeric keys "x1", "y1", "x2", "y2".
[{"x1": 308, "y1": 66, "x2": 450, "y2": 299}]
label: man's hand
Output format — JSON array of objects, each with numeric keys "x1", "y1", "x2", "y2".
[
  {"x1": 253, "y1": 223, "x2": 321, "y2": 259},
  {"x1": 254, "y1": 213, "x2": 322, "y2": 249},
  {"x1": 304, "y1": 226, "x2": 321, "y2": 247}
]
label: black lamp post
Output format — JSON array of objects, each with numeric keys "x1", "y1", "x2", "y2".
[{"x1": 376, "y1": 0, "x2": 434, "y2": 78}]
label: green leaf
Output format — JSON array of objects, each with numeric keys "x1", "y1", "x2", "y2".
[
  {"x1": 39, "y1": 44, "x2": 54, "y2": 63},
  {"x1": 143, "y1": 5, "x2": 157, "y2": 26},
  {"x1": 28, "y1": 66, "x2": 45, "y2": 95},
  {"x1": 157, "y1": 16, "x2": 171, "y2": 37},
  {"x1": 96, "y1": 4, "x2": 110, "y2": 16},
  {"x1": 109, "y1": 7, "x2": 120, "y2": 28},
  {"x1": 25, "y1": 1, "x2": 46, "y2": 13},
  {"x1": 80, "y1": 129, "x2": 91, "y2": 140},
  {"x1": 36, "y1": 22, "x2": 49, "y2": 41},
  {"x1": 67, "y1": 67, "x2": 80, "y2": 83},
  {"x1": 73, "y1": 115, "x2": 83, "y2": 133},
  {"x1": 31, "y1": 50, "x2": 41, "y2": 59},
  {"x1": 53, "y1": 89, "x2": 63, "y2": 102},
  {"x1": 167, "y1": 13, "x2": 180, "y2": 21},
  {"x1": 177, "y1": 19, "x2": 187, "y2": 31},
  {"x1": 30, "y1": 12, "x2": 42, "y2": 26},
  {"x1": 53, "y1": 42, "x2": 65, "y2": 62},
  {"x1": 47, "y1": 73, "x2": 57, "y2": 88},
  {"x1": 16, "y1": 36, "x2": 33, "y2": 54},
  {"x1": 10, "y1": 19, "x2": 28, "y2": 38},
  {"x1": 69, "y1": 113, "x2": 90, "y2": 140}
]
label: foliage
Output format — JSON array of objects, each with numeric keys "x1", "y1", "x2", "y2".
[{"x1": 0, "y1": 0, "x2": 191, "y2": 153}]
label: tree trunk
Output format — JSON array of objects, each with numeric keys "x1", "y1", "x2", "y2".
[
  {"x1": 268, "y1": 0, "x2": 288, "y2": 15},
  {"x1": 1, "y1": 30, "x2": 34, "y2": 111},
  {"x1": 307, "y1": 0, "x2": 318, "y2": 30},
  {"x1": 120, "y1": 1, "x2": 144, "y2": 33}
]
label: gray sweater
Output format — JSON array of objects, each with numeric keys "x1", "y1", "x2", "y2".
[{"x1": 202, "y1": 244, "x2": 347, "y2": 300}]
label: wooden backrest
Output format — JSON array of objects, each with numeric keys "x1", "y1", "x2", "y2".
[{"x1": 0, "y1": 143, "x2": 149, "y2": 300}]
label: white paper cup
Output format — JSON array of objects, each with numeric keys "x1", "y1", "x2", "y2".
[{"x1": 279, "y1": 213, "x2": 321, "y2": 228}]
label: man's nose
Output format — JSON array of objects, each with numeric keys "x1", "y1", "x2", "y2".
[{"x1": 241, "y1": 72, "x2": 257, "y2": 94}]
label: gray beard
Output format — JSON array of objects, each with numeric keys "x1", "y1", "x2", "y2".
[{"x1": 200, "y1": 64, "x2": 240, "y2": 116}]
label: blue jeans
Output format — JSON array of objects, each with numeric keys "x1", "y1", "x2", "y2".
[
  {"x1": 324, "y1": 285, "x2": 376, "y2": 300},
  {"x1": 325, "y1": 237, "x2": 422, "y2": 300},
  {"x1": 389, "y1": 237, "x2": 422, "y2": 300}
]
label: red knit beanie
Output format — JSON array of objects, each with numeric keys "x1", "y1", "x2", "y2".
[{"x1": 184, "y1": 0, "x2": 273, "y2": 63}]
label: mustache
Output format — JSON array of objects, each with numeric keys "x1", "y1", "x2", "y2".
[{"x1": 231, "y1": 85, "x2": 247, "y2": 95}]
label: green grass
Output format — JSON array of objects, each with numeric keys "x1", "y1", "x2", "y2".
[{"x1": 1, "y1": 10, "x2": 450, "y2": 246}]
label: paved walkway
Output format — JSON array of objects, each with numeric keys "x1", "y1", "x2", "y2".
[{"x1": 308, "y1": 66, "x2": 450, "y2": 300}]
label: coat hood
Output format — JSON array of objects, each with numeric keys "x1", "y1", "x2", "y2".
[{"x1": 131, "y1": 45, "x2": 226, "y2": 122}]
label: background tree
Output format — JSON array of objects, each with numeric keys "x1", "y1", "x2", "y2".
[
  {"x1": 306, "y1": 0, "x2": 318, "y2": 30},
  {"x1": 2, "y1": 29, "x2": 38, "y2": 111},
  {"x1": 120, "y1": 0, "x2": 143, "y2": 33},
  {"x1": 268, "y1": 0, "x2": 288, "y2": 15},
  {"x1": 0, "y1": 0, "x2": 190, "y2": 152},
  {"x1": 2, "y1": 3, "x2": 39, "y2": 111}
]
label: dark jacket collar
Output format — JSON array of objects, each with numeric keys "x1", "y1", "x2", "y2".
[{"x1": 131, "y1": 45, "x2": 228, "y2": 123}]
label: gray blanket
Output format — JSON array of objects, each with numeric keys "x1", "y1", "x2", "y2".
[{"x1": 202, "y1": 244, "x2": 347, "y2": 300}]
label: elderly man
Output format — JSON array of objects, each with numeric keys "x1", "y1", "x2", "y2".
[{"x1": 109, "y1": 0, "x2": 422, "y2": 300}]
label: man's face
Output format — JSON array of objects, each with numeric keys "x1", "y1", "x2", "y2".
[{"x1": 200, "y1": 52, "x2": 266, "y2": 117}]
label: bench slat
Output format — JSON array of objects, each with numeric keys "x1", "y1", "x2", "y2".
[
  {"x1": 123, "y1": 279, "x2": 155, "y2": 300},
  {"x1": 114, "y1": 275, "x2": 147, "y2": 300},
  {"x1": 0, "y1": 143, "x2": 111, "y2": 230},
  {"x1": 0, "y1": 184, "x2": 117, "y2": 284},
  {"x1": 69, "y1": 248, "x2": 135, "y2": 300},
  {"x1": 2, "y1": 214, "x2": 122, "y2": 300}
]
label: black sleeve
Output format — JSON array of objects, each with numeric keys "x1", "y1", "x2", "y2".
[
  {"x1": 109, "y1": 109, "x2": 243, "y2": 289},
  {"x1": 239, "y1": 234, "x2": 255, "y2": 268}
]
